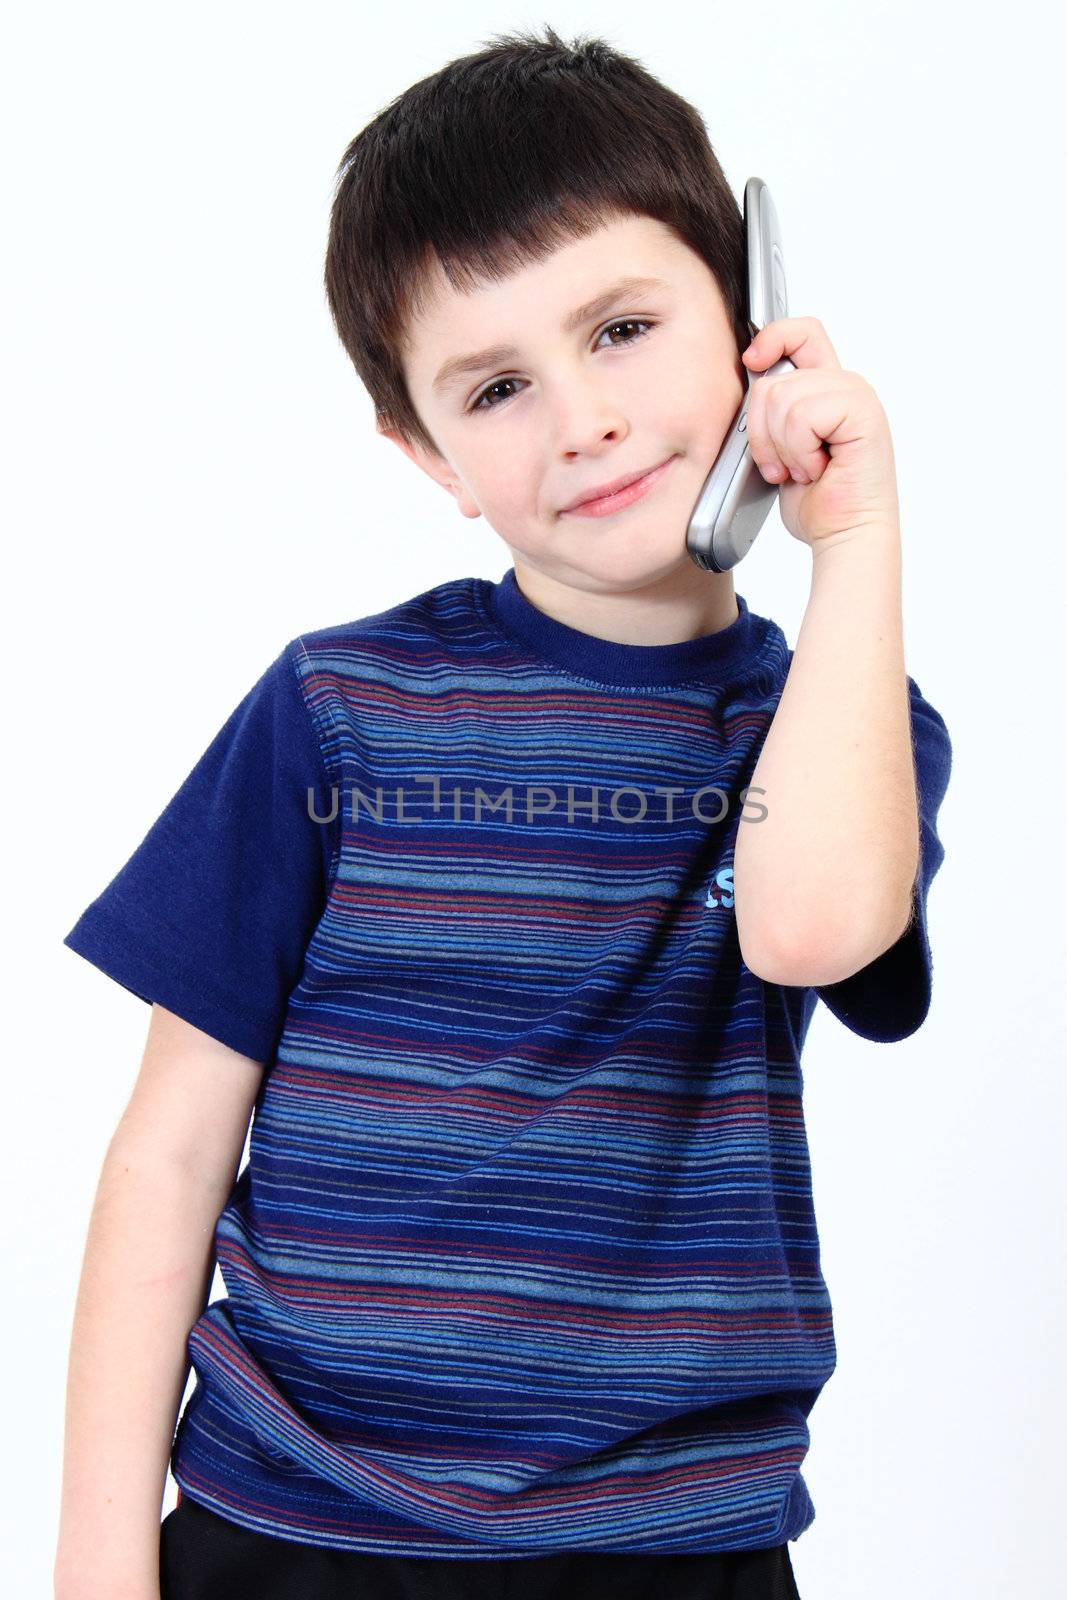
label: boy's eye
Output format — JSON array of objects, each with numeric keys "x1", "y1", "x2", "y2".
[{"x1": 467, "y1": 318, "x2": 656, "y2": 414}]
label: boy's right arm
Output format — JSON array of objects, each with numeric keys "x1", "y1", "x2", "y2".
[{"x1": 54, "y1": 1004, "x2": 267, "y2": 1600}]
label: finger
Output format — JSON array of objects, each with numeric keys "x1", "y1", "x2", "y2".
[
  {"x1": 766, "y1": 372, "x2": 883, "y2": 486},
  {"x1": 743, "y1": 372, "x2": 786, "y2": 482},
  {"x1": 742, "y1": 315, "x2": 841, "y2": 373},
  {"x1": 747, "y1": 371, "x2": 836, "y2": 484},
  {"x1": 764, "y1": 381, "x2": 833, "y2": 483}
]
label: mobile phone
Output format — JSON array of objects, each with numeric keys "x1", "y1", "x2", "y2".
[{"x1": 686, "y1": 177, "x2": 797, "y2": 572}]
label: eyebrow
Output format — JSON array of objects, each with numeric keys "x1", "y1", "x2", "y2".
[{"x1": 430, "y1": 274, "x2": 672, "y2": 396}]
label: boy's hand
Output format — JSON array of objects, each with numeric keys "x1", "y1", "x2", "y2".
[{"x1": 741, "y1": 317, "x2": 899, "y2": 549}]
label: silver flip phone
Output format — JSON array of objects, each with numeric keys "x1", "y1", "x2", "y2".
[{"x1": 686, "y1": 177, "x2": 796, "y2": 572}]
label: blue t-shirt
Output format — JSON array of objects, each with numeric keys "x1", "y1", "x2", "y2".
[{"x1": 63, "y1": 570, "x2": 952, "y2": 1556}]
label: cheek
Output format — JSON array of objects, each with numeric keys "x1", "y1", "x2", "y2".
[
  {"x1": 655, "y1": 345, "x2": 743, "y2": 446},
  {"x1": 474, "y1": 439, "x2": 539, "y2": 518},
  {"x1": 683, "y1": 364, "x2": 745, "y2": 460}
]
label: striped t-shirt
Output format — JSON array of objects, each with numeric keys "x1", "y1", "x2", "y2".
[{"x1": 63, "y1": 567, "x2": 952, "y2": 1556}]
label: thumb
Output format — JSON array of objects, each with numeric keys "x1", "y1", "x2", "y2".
[{"x1": 742, "y1": 325, "x2": 777, "y2": 367}]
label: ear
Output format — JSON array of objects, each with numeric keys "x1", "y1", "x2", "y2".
[{"x1": 376, "y1": 421, "x2": 481, "y2": 520}]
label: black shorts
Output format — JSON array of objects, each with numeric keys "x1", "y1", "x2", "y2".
[{"x1": 160, "y1": 1493, "x2": 802, "y2": 1600}]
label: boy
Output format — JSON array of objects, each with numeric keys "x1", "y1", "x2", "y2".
[{"x1": 55, "y1": 24, "x2": 951, "y2": 1600}]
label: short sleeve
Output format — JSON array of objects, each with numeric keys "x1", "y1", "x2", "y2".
[
  {"x1": 811, "y1": 676, "x2": 952, "y2": 1043},
  {"x1": 62, "y1": 640, "x2": 340, "y2": 1063}
]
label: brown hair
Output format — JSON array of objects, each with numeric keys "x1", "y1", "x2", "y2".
[{"x1": 323, "y1": 23, "x2": 751, "y2": 458}]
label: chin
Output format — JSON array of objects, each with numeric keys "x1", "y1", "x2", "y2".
[{"x1": 583, "y1": 542, "x2": 696, "y2": 592}]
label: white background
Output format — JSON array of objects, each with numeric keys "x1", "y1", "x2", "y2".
[{"x1": 6, "y1": 2, "x2": 1065, "y2": 1596}]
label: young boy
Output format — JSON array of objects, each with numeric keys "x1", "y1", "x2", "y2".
[{"x1": 55, "y1": 25, "x2": 951, "y2": 1600}]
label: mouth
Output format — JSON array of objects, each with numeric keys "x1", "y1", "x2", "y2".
[{"x1": 560, "y1": 455, "x2": 678, "y2": 518}]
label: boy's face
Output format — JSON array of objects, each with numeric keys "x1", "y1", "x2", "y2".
[{"x1": 380, "y1": 212, "x2": 746, "y2": 607}]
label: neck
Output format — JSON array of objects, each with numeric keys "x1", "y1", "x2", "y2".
[{"x1": 508, "y1": 559, "x2": 739, "y2": 646}]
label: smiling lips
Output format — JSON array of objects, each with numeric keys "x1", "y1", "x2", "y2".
[{"x1": 560, "y1": 455, "x2": 677, "y2": 517}]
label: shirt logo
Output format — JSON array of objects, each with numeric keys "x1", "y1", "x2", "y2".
[{"x1": 704, "y1": 867, "x2": 734, "y2": 910}]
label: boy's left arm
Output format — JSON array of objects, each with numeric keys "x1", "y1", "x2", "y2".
[{"x1": 732, "y1": 316, "x2": 921, "y2": 988}]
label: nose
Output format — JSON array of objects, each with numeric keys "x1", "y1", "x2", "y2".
[{"x1": 548, "y1": 375, "x2": 631, "y2": 459}]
